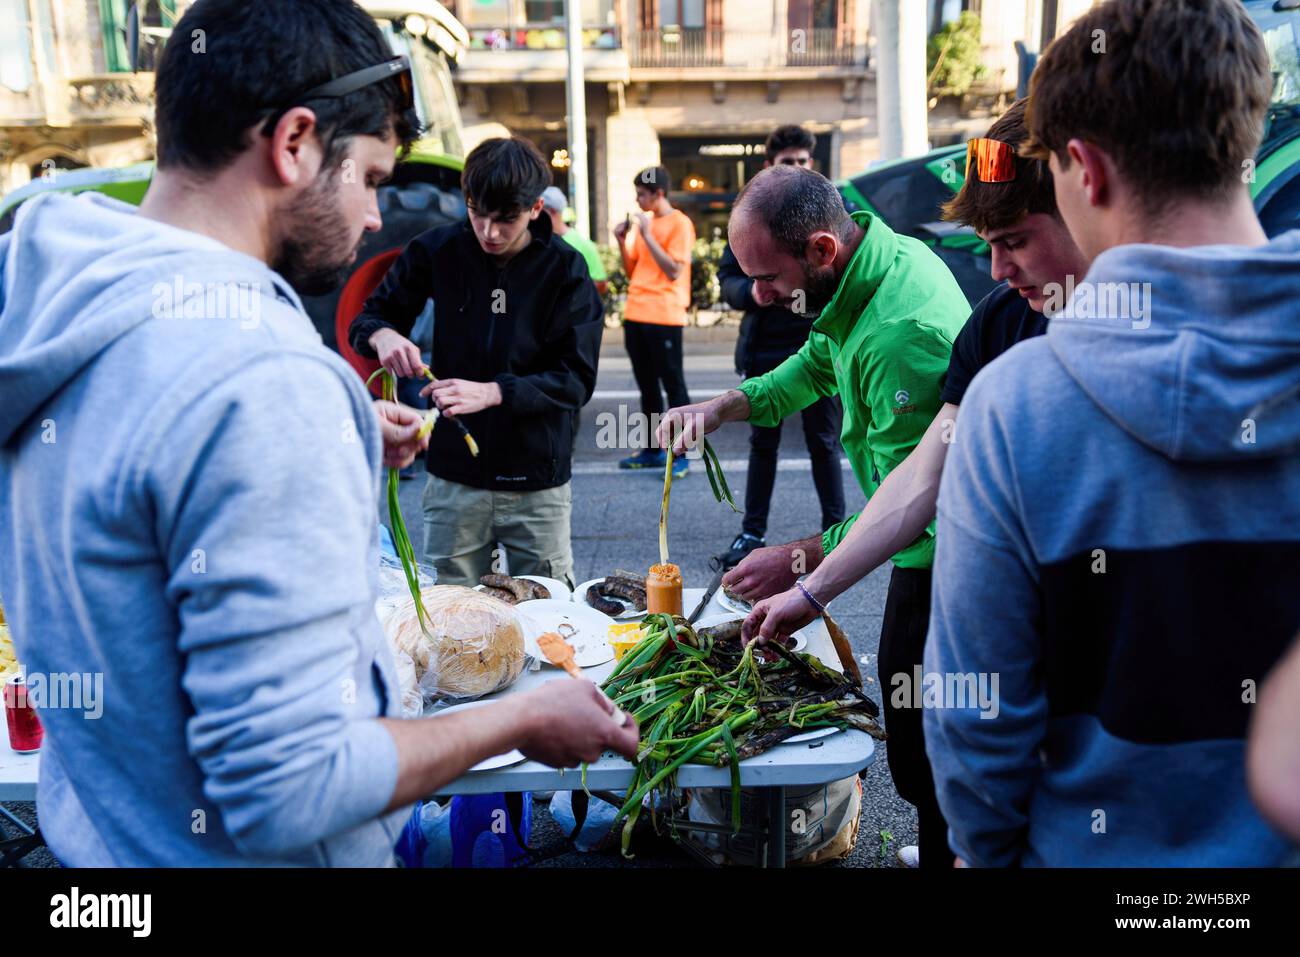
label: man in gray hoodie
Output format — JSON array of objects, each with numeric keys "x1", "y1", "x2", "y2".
[
  {"x1": 924, "y1": 0, "x2": 1300, "y2": 866},
  {"x1": 0, "y1": 0, "x2": 636, "y2": 867}
]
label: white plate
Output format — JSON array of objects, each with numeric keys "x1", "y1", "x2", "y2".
[
  {"x1": 474, "y1": 575, "x2": 570, "y2": 604},
  {"x1": 433, "y1": 700, "x2": 527, "y2": 771},
  {"x1": 782, "y1": 726, "x2": 841, "y2": 745},
  {"x1": 692, "y1": 613, "x2": 807, "y2": 653},
  {"x1": 714, "y1": 588, "x2": 752, "y2": 616},
  {"x1": 516, "y1": 599, "x2": 616, "y2": 668},
  {"x1": 574, "y1": 578, "x2": 645, "y2": 620}
]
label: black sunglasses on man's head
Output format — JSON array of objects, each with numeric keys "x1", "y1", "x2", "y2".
[{"x1": 264, "y1": 55, "x2": 414, "y2": 129}]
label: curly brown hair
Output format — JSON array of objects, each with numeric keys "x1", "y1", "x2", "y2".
[{"x1": 1022, "y1": 0, "x2": 1271, "y2": 215}]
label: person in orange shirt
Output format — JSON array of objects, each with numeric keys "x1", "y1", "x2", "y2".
[{"x1": 614, "y1": 166, "x2": 695, "y2": 475}]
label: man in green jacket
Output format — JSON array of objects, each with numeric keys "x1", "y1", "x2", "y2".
[{"x1": 657, "y1": 164, "x2": 968, "y2": 867}]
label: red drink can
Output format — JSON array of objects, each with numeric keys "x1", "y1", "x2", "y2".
[{"x1": 4, "y1": 674, "x2": 43, "y2": 754}]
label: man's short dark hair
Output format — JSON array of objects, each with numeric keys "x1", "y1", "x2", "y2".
[
  {"x1": 733, "y1": 166, "x2": 852, "y2": 259},
  {"x1": 942, "y1": 98, "x2": 1058, "y2": 233},
  {"x1": 461, "y1": 137, "x2": 551, "y2": 217},
  {"x1": 765, "y1": 125, "x2": 816, "y2": 163},
  {"x1": 633, "y1": 166, "x2": 671, "y2": 195},
  {"x1": 1023, "y1": 0, "x2": 1271, "y2": 214},
  {"x1": 154, "y1": 0, "x2": 419, "y2": 174}
]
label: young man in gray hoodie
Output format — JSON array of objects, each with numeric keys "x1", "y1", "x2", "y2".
[
  {"x1": 0, "y1": 0, "x2": 636, "y2": 867},
  {"x1": 924, "y1": 0, "x2": 1300, "y2": 866}
]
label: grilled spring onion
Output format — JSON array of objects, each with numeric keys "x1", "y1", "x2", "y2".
[
  {"x1": 590, "y1": 613, "x2": 885, "y2": 858},
  {"x1": 367, "y1": 368, "x2": 433, "y2": 632},
  {"x1": 421, "y1": 368, "x2": 480, "y2": 457},
  {"x1": 658, "y1": 436, "x2": 737, "y2": 566},
  {"x1": 701, "y1": 438, "x2": 738, "y2": 512}
]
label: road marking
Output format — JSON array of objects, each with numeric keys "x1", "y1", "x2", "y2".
[{"x1": 572, "y1": 457, "x2": 854, "y2": 475}]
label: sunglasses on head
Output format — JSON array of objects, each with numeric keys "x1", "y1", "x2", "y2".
[
  {"x1": 270, "y1": 55, "x2": 414, "y2": 121},
  {"x1": 965, "y1": 137, "x2": 1016, "y2": 184}
]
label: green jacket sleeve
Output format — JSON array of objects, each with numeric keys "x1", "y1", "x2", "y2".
[
  {"x1": 738, "y1": 330, "x2": 838, "y2": 427},
  {"x1": 821, "y1": 318, "x2": 954, "y2": 565},
  {"x1": 821, "y1": 512, "x2": 858, "y2": 555}
]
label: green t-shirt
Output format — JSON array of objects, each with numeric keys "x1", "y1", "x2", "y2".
[
  {"x1": 560, "y1": 229, "x2": 607, "y2": 282},
  {"x1": 738, "y1": 210, "x2": 969, "y2": 568}
]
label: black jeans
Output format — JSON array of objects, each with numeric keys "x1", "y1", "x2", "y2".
[
  {"x1": 742, "y1": 354, "x2": 845, "y2": 538},
  {"x1": 878, "y1": 565, "x2": 950, "y2": 869},
  {"x1": 624, "y1": 320, "x2": 690, "y2": 437}
]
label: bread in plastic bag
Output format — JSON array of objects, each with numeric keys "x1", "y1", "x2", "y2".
[{"x1": 385, "y1": 585, "x2": 531, "y2": 702}]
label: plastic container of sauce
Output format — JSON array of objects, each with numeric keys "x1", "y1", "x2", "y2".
[{"x1": 645, "y1": 563, "x2": 683, "y2": 616}]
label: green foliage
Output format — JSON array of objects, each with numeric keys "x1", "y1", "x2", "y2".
[
  {"x1": 597, "y1": 243, "x2": 627, "y2": 323},
  {"x1": 927, "y1": 12, "x2": 986, "y2": 98},
  {"x1": 690, "y1": 234, "x2": 726, "y2": 312}
]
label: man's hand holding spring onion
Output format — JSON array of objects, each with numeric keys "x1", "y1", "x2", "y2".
[
  {"x1": 374, "y1": 400, "x2": 428, "y2": 470},
  {"x1": 419, "y1": 378, "x2": 502, "y2": 418},
  {"x1": 655, "y1": 390, "x2": 752, "y2": 456},
  {"x1": 370, "y1": 327, "x2": 424, "y2": 379}
]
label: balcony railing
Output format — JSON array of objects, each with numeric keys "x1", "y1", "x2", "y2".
[
  {"x1": 628, "y1": 27, "x2": 860, "y2": 69},
  {"x1": 786, "y1": 27, "x2": 860, "y2": 67},
  {"x1": 629, "y1": 27, "x2": 721, "y2": 67}
]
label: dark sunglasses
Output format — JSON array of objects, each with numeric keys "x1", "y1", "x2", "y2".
[
  {"x1": 965, "y1": 137, "x2": 1016, "y2": 184},
  {"x1": 268, "y1": 55, "x2": 414, "y2": 123}
]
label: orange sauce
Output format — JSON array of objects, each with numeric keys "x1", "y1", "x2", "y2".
[{"x1": 645, "y1": 563, "x2": 683, "y2": 616}]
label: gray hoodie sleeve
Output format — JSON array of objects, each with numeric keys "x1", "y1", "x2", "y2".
[
  {"x1": 923, "y1": 369, "x2": 1048, "y2": 867},
  {"x1": 139, "y1": 352, "x2": 398, "y2": 858}
]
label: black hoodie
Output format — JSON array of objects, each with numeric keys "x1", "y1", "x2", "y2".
[{"x1": 350, "y1": 214, "x2": 602, "y2": 491}]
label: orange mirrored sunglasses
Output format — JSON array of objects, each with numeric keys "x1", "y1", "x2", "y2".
[{"x1": 965, "y1": 137, "x2": 1016, "y2": 184}]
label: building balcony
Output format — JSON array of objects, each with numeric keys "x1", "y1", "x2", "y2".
[
  {"x1": 63, "y1": 74, "x2": 156, "y2": 127},
  {"x1": 628, "y1": 26, "x2": 864, "y2": 73},
  {"x1": 0, "y1": 73, "x2": 154, "y2": 130},
  {"x1": 452, "y1": 24, "x2": 866, "y2": 85},
  {"x1": 458, "y1": 24, "x2": 630, "y2": 82}
]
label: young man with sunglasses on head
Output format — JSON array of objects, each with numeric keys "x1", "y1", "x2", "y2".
[
  {"x1": 926, "y1": 0, "x2": 1300, "y2": 866},
  {"x1": 0, "y1": 0, "x2": 635, "y2": 867},
  {"x1": 350, "y1": 136, "x2": 603, "y2": 589},
  {"x1": 714, "y1": 125, "x2": 847, "y2": 570},
  {"x1": 736, "y1": 98, "x2": 1088, "y2": 868}
]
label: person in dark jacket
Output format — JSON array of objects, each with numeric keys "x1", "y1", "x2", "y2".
[
  {"x1": 716, "y1": 125, "x2": 845, "y2": 567},
  {"x1": 349, "y1": 137, "x2": 602, "y2": 586}
]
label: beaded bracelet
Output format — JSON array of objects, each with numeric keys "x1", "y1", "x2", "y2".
[{"x1": 796, "y1": 580, "x2": 826, "y2": 616}]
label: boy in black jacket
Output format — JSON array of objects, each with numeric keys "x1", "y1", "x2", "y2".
[{"x1": 349, "y1": 137, "x2": 602, "y2": 586}]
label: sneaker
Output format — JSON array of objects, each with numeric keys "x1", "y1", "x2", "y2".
[
  {"x1": 718, "y1": 532, "x2": 764, "y2": 569},
  {"x1": 895, "y1": 844, "x2": 920, "y2": 869},
  {"x1": 618, "y1": 449, "x2": 667, "y2": 470},
  {"x1": 671, "y1": 455, "x2": 689, "y2": 478}
]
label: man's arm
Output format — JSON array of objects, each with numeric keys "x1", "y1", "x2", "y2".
[
  {"x1": 382, "y1": 678, "x2": 636, "y2": 810},
  {"x1": 637, "y1": 213, "x2": 689, "y2": 282},
  {"x1": 743, "y1": 403, "x2": 957, "y2": 641},
  {"x1": 655, "y1": 332, "x2": 836, "y2": 457},
  {"x1": 348, "y1": 237, "x2": 434, "y2": 365},
  {"x1": 924, "y1": 375, "x2": 1046, "y2": 867}
]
